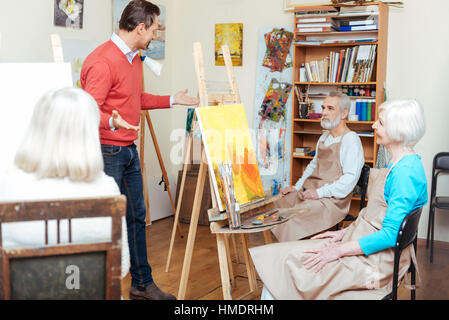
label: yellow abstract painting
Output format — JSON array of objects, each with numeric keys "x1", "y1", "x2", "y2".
[
  {"x1": 215, "y1": 23, "x2": 243, "y2": 66},
  {"x1": 196, "y1": 104, "x2": 265, "y2": 212}
]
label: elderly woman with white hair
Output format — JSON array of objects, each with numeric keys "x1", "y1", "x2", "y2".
[
  {"x1": 271, "y1": 91, "x2": 365, "y2": 242},
  {"x1": 0, "y1": 87, "x2": 130, "y2": 280},
  {"x1": 250, "y1": 99, "x2": 428, "y2": 300}
]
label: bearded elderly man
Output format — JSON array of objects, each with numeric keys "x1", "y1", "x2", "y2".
[{"x1": 272, "y1": 91, "x2": 364, "y2": 242}]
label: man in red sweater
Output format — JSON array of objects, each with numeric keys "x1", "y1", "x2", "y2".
[{"x1": 81, "y1": 0, "x2": 198, "y2": 300}]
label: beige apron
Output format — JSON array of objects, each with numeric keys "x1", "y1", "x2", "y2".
[
  {"x1": 271, "y1": 130, "x2": 352, "y2": 242},
  {"x1": 250, "y1": 167, "x2": 420, "y2": 300}
]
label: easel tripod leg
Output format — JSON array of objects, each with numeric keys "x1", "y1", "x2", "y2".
[
  {"x1": 177, "y1": 158, "x2": 207, "y2": 299},
  {"x1": 217, "y1": 233, "x2": 232, "y2": 300}
]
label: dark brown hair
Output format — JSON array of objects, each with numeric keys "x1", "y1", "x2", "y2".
[{"x1": 119, "y1": 0, "x2": 160, "y2": 32}]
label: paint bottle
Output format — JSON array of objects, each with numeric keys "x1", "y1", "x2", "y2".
[
  {"x1": 300, "y1": 64, "x2": 306, "y2": 82},
  {"x1": 359, "y1": 86, "x2": 366, "y2": 96},
  {"x1": 365, "y1": 86, "x2": 371, "y2": 97},
  {"x1": 347, "y1": 86, "x2": 354, "y2": 96}
]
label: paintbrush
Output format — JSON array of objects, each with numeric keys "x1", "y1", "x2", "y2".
[{"x1": 294, "y1": 85, "x2": 303, "y2": 103}]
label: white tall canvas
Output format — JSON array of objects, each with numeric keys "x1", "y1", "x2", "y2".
[{"x1": 0, "y1": 63, "x2": 73, "y2": 178}]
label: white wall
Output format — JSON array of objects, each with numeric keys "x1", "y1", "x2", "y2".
[
  {"x1": 387, "y1": 1, "x2": 449, "y2": 241},
  {"x1": 0, "y1": 0, "x2": 112, "y2": 62},
  {"x1": 2, "y1": 0, "x2": 449, "y2": 239}
]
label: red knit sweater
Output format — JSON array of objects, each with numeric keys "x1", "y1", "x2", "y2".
[{"x1": 81, "y1": 40, "x2": 170, "y2": 146}]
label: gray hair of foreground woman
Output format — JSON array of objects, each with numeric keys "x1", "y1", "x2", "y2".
[
  {"x1": 15, "y1": 87, "x2": 103, "y2": 182},
  {"x1": 379, "y1": 99, "x2": 426, "y2": 148}
]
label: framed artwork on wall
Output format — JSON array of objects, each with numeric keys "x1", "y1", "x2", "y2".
[
  {"x1": 54, "y1": 0, "x2": 84, "y2": 29},
  {"x1": 215, "y1": 23, "x2": 243, "y2": 66}
]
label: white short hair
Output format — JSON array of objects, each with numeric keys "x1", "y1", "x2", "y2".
[
  {"x1": 328, "y1": 91, "x2": 350, "y2": 118},
  {"x1": 15, "y1": 87, "x2": 103, "y2": 182},
  {"x1": 379, "y1": 99, "x2": 426, "y2": 148}
]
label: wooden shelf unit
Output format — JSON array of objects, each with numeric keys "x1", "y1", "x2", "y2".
[{"x1": 291, "y1": 2, "x2": 389, "y2": 215}]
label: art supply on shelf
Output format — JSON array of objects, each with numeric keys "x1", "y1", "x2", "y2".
[
  {"x1": 300, "y1": 64, "x2": 307, "y2": 82},
  {"x1": 299, "y1": 102, "x2": 309, "y2": 119}
]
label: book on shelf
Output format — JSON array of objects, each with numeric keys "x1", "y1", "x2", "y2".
[
  {"x1": 339, "y1": 5, "x2": 379, "y2": 16},
  {"x1": 296, "y1": 22, "x2": 336, "y2": 28},
  {"x1": 352, "y1": 45, "x2": 377, "y2": 83},
  {"x1": 301, "y1": 44, "x2": 377, "y2": 83},
  {"x1": 322, "y1": 38, "x2": 377, "y2": 44},
  {"x1": 339, "y1": 19, "x2": 377, "y2": 27},
  {"x1": 355, "y1": 99, "x2": 376, "y2": 121},
  {"x1": 339, "y1": 25, "x2": 378, "y2": 32},
  {"x1": 296, "y1": 147, "x2": 312, "y2": 153},
  {"x1": 293, "y1": 151, "x2": 313, "y2": 157},
  {"x1": 295, "y1": 6, "x2": 339, "y2": 17},
  {"x1": 295, "y1": 40, "x2": 323, "y2": 46},
  {"x1": 296, "y1": 16, "x2": 334, "y2": 24},
  {"x1": 297, "y1": 26, "x2": 337, "y2": 33}
]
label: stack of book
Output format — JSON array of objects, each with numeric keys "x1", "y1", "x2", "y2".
[
  {"x1": 355, "y1": 99, "x2": 376, "y2": 121},
  {"x1": 338, "y1": 17, "x2": 378, "y2": 32},
  {"x1": 302, "y1": 44, "x2": 377, "y2": 83},
  {"x1": 294, "y1": 6, "x2": 339, "y2": 33},
  {"x1": 295, "y1": 16, "x2": 338, "y2": 33},
  {"x1": 295, "y1": 6, "x2": 339, "y2": 17},
  {"x1": 293, "y1": 147, "x2": 312, "y2": 157},
  {"x1": 339, "y1": 5, "x2": 379, "y2": 17}
]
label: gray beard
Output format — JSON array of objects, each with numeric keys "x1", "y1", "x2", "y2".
[{"x1": 321, "y1": 116, "x2": 341, "y2": 130}]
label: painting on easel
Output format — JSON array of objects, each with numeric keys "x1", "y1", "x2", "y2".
[{"x1": 196, "y1": 104, "x2": 265, "y2": 212}]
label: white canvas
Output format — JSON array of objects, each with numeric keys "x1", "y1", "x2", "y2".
[{"x1": 0, "y1": 63, "x2": 73, "y2": 178}]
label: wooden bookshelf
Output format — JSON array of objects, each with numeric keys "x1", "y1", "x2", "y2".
[{"x1": 291, "y1": 2, "x2": 389, "y2": 216}]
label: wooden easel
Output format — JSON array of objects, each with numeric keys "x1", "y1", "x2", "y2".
[
  {"x1": 164, "y1": 43, "x2": 240, "y2": 274},
  {"x1": 138, "y1": 109, "x2": 183, "y2": 238},
  {"x1": 172, "y1": 42, "x2": 241, "y2": 298},
  {"x1": 138, "y1": 51, "x2": 183, "y2": 237}
]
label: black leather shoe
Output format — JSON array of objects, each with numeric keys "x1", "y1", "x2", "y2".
[{"x1": 129, "y1": 283, "x2": 176, "y2": 300}]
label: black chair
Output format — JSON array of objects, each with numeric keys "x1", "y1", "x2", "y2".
[
  {"x1": 337, "y1": 164, "x2": 370, "y2": 229},
  {"x1": 383, "y1": 207, "x2": 423, "y2": 300},
  {"x1": 426, "y1": 152, "x2": 449, "y2": 263}
]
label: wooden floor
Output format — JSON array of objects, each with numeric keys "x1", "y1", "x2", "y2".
[{"x1": 121, "y1": 216, "x2": 449, "y2": 300}]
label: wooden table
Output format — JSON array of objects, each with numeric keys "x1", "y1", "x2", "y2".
[{"x1": 208, "y1": 201, "x2": 308, "y2": 300}]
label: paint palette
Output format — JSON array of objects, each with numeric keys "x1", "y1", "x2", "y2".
[{"x1": 240, "y1": 209, "x2": 295, "y2": 229}]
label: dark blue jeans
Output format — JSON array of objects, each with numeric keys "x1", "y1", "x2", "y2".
[{"x1": 101, "y1": 144, "x2": 153, "y2": 288}]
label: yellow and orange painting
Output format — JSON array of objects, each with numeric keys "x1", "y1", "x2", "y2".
[
  {"x1": 196, "y1": 104, "x2": 265, "y2": 212},
  {"x1": 215, "y1": 23, "x2": 243, "y2": 66}
]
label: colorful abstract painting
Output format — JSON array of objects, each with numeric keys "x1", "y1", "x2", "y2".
[
  {"x1": 259, "y1": 78, "x2": 292, "y2": 122},
  {"x1": 196, "y1": 104, "x2": 265, "y2": 212},
  {"x1": 262, "y1": 28, "x2": 293, "y2": 72},
  {"x1": 254, "y1": 27, "x2": 294, "y2": 196},
  {"x1": 215, "y1": 23, "x2": 243, "y2": 66}
]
